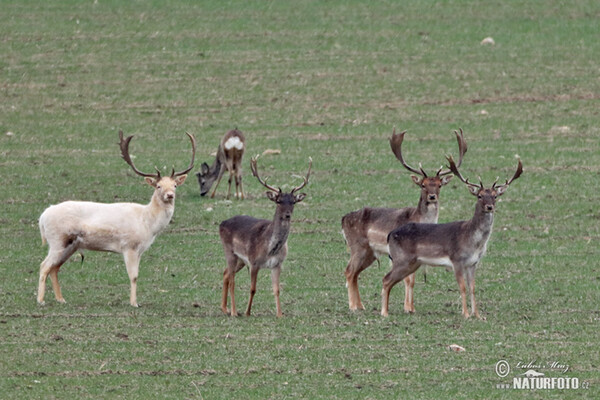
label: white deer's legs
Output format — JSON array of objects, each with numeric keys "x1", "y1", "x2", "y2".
[
  {"x1": 123, "y1": 250, "x2": 141, "y2": 307},
  {"x1": 48, "y1": 267, "x2": 65, "y2": 304},
  {"x1": 38, "y1": 241, "x2": 79, "y2": 305},
  {"x1": 271, "y1": 267, "x2": 282, "y2": 318}
]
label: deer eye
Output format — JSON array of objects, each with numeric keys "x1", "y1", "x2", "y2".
[{"x1": 478, "y1": 195, "x2": 482, "y2": 199}]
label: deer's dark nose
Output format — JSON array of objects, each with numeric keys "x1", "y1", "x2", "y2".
[
  {"x1": 485, "y1": 204, "x2": 494, "y2": 212},
  {"x1": 428, "y1": 194, "x2": 437, "y2": 202}
]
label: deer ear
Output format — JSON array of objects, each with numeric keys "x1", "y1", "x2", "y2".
[
  {"x1": 411, "y1": 175, "x2": 423, "y2": 186},
  {"x1": 496, "y1": 185, "x2": 508, "y2": 196},
  {"x1": 440, "y1": 175, "x2": 453, "y2": 186},
  {"x1": 145, "y1": 177, "x2": 158, "y2": 187},
  {"x1": 175, "y1": 175, "x2": 187, "y2": 186},
  {"x1": 468, "y1": 185, "x2": 480, "y2": 196},
  {"x1": 201, "y1": 163, "x2": 209, "y2": 174},
  {"x1": 294, "y1": 193, "x2": 307, "y2": 203},
  {"x1": 266, "y1": 191, "x2": 278, "y2": 202}
]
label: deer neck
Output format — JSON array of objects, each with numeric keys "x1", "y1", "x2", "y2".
[
  {"x1": 267, "y1": 209, "x2": 292, "y2": 256},
  {"x1": 416, "y1": 194, "x2": 439, "y2": 223},
  {"x1": 466, "y1": 204, "x2": 495, "y2": 247},
  {"x1": 208, "y1": 151, "x2": 223, "y2": 177},
  {"x1": 146, "y1": 191, "x2": 175, "y2": 235}
]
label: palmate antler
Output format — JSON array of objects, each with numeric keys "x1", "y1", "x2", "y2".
[
  {"x1": 250, "y1": 155, "x2": 312, "y2": 193},
  {"x1": 447, "y1": 154, "x2": 523, "y2": 192},
  {"x1": 119, "y1": 130, "x2": 196, "y2": 179},
  {"x1": 389, "y1": 128, "x2": 467, "y2": 177}
]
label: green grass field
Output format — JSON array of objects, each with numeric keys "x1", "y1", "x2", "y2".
[{"x1": 1, "y1": 0, "x2": 599, "y2": 398}]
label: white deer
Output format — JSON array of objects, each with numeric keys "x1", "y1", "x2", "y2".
[{"x1": 37, "y1": 130, "x2": 196, "y2": 307}]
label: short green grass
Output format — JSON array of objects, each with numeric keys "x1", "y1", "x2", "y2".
[{"x1": 1, "y1": 0, "x2": 599, "y2": 398}]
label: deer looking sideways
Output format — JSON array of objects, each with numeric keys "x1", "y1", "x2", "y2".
[
  {"x1": 342, "y1": 129, "x2": 467, "y2": 313},
  {"x1": 382, "y1": 155, "x2": 523, "y2": 318},
  {"x1": 220, "y1": 156, "x2": 311, "y2": 317},
  {"x1": 196, "y1": 128, "x2": 245, "y2": 199},
  {"x1": 37, "y1": 130, "x2": 196, "y2": 307}
]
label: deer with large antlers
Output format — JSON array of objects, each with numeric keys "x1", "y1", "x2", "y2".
[
  {"x1": 37, "y1": 130, "x2": 196, "y2": 307},
  {"x1": 196, "y1": 128, "x2": 245, "y2": 199},
  {"x1": 382, "y1": 156, "x2": 523, "y2": 318},
  {"x1": 219, "y1": 155, "x2": 311, "y2": 317},
  {"x1": 342, "y1": 129, "x2": 467, "y2": 313}
]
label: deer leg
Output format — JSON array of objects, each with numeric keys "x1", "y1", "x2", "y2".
[
  {"x1": 466, "y1": 265, "x2": 483, "y2": 320},
  {"x1": 210, "y1": 166, "x2": 227, "y2": 198},
  {"x1": 403, "y1": 273, "x2": 416, "y2": 313},
  {"x1": 236, "y1": 173, "x2": 244, "y2": 200},
  {"x1": 38, "y1": 240, "x2": 79, "y2": 305},
  {"x1": 381, "y1": 260, "x2": 419, "y2": 317},
  {"x1": 454, "y1": 268, "x2": 469, "y2": 318},
  {"x1": 345, "y1": 247, "x2": 375, "y2": 311},
  {"x1": 124, "y1": 250, "x2": 141, "y2": 307},
  {"x1": 245, "y1": 266, "x2": 259, "y2": 316},
  {"x1": 228, "y1": 271, "x2": 237, "y2": 316},
  {"x1": 221, "y1": 268, "x2": 230, "y2": 315},
  {"x1": 49, "y1": 267, "x2": 65, "y2": 304},
  {"x1": 225, "y1": 169, "x2": 234, "y2": 200},
  {"x1": 271, "y1": 267, "x2": 282, "y2": 317}
]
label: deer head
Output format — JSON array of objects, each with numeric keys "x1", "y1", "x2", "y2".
[
  {"x1": 390, "y1": 128, "x2": 467, "y2": 204},
  {"x1": 119, "y1": 130, "x2": 196, "y2": 204},
  {"x1": 447, "y1": 154, "x2": 523, "y2": 213},
  {"x1": 250, "y1": 155, "x2": 312, "y2": 221}
]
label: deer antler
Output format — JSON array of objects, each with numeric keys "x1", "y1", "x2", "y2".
[
  {"x1": 250, "y1": 155, "x2": 280, "y2": 193},
  {"x1": 389, "y1": 129, "x2": 426, "y2": 177},
  {"x1": 119, "y1": 130, "x2": 161, "y2": 179},
  {"x1": 171, "y1": 131, "x2": 196, "y2": 177},
  {"x1": 291, "y1": 157, "x2": 312, "y2": 194},
  {"x1": 446, "y1": 154, "x2": 481, "y2": 191},
  {"x1": 493, "y1": 158, "x2": 523, "y2": 191},
  {"x1": 438, "y1": 128, "x2": 468, "y2": 177}
]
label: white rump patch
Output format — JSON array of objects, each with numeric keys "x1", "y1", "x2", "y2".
[{"x1": 224, "y1": 136, "x2": 244, "y2": 150}]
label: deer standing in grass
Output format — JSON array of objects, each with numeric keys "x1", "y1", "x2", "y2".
[
  {"x1": 219, "y1": 156, "x2": 311, "y2": 317},
  {"x1": 196, "y1": 128, "x2": 245, "y2": 199},
  {"x1": 342, "y1": 129, "x2": 467, "y2": 313},
  {"x1": 37, "y1": 130, "x2": 196, "y2": 307},
  {"x1": 382, "y1": 156, "x2": 523, "y2": 318}
]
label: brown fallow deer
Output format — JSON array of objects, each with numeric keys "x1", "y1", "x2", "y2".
[
  {"x1": 342, "y1": 129, "x2": 467, "y2": 313},
  {"x1": 382, "y1": 156, "x2": 523, "y2": 318},
  {"x1": 37, "y1": 130, "x2": 196, "y2": 307},
  {"x1": 196, "y1": 128, "x2": 245, "y2": 199},
  {"x1": 219, "y1": 155, "x2": 312, "y2": 317}
]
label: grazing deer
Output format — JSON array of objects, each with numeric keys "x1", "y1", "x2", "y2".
[
  {"x1": 196, "y1": 128, "x2": 245, "y2": 199},
  {"x1": 37, "y1": 130, "x2": 196, "y2": 307},
  {"x1": 382, "y1": 156, "x2": 523, "y2": 318},
  {"x1": 219, "y1": 155, "x2": 311, "y2": 317},
  {"x1": 342, "y1": 129, "x2": 467, "y2": 313}
]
